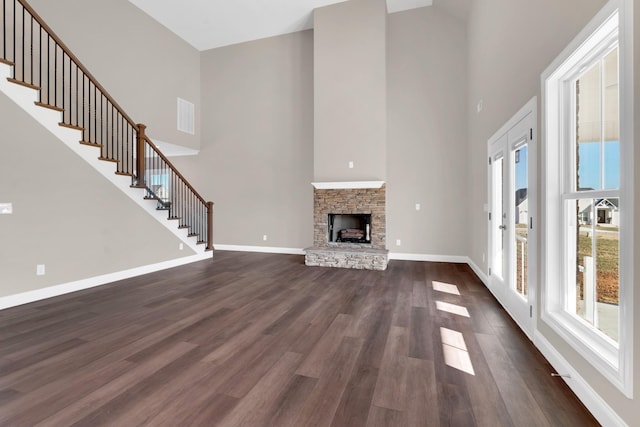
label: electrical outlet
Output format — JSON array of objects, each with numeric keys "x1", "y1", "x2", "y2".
[
  {"x1": 477, "y1": 99, "x2": 483, "y2": 113},
  {"x1": 179, "y1": 243, "x2": 184, "y2": 250},
  {"x1": 396, "y1": 239, "x2": 401, "y2": 246},
  {"x1": 415, "y1": 203, "x2": 421, "y2": 211},
  {"x1": 36, "y1": 264, "x2": 45, "y2": 276},
  {"x1": 348, "y1": 161, "x2": 354, "y2": 169},
  {"x1": 263, "y1": 235, "x2": 268, "y2": 241}
]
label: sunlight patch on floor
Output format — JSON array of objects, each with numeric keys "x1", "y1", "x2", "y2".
[
  {"x1": 432, "y1": 281, "x2": 460, "y2": 295},
  {"x1": 440, "y1": 327, "x2": 475, "y2": 376},
  {"x1": 436, "y1": 300, "x2": 470, "y2": 317}
]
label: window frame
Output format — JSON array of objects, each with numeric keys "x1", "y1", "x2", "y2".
[{"x1": 541, "y1": 0, "x2": 633, "y2": 397}]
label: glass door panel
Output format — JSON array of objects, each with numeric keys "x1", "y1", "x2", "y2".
[
  {"x1": 491, "y1": 155, "x2": 505, "y2": 281},
  {"x1": 513, "y1": 143, "x2": 528, "y2": 298}
]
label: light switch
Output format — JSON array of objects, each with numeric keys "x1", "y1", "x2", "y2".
[{"x1": 0, "y1": 203, "x2": 12, "y2": 214}]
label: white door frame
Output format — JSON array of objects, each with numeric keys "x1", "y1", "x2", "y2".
[{"x1": 487, "y1": 97, "x2": 537, "y2": 339}]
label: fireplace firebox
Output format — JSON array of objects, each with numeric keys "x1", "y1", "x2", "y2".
[{"x1": 328, "y1": 214, "x2": 371, "y2": 244}]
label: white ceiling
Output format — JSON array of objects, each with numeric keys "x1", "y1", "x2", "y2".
[{"x1": 128, "y1": 0, "x2": 434, "y2": 51}]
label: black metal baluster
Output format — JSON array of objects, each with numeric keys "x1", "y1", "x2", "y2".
[
  {"x1": 84, "y1": 74, "x2": 87, "y2": 137},
  {"x1": 75, "y1": 63, "x2": 78, "y2": 126},
  {"x1": 12, "y1": 0, "x2": 15, "y2": 67},
  {"x1": 48, "y1": 35, "x2": 51, "y2": 104},
  {"x1": 106, "y1": 100, "x2": 110, "y2": 158},
  {"x1": 3, "y1": 0, "x2": 6, "y2": 60},
  {"x1": 38, "y1": 25, "x2": 42, "y2": 98},
  {"x1": 94, "y1": 84, "x2": 97, "y2": 144},
  {"x1": 117, "y1": 113, "x2": 121, "y2": 167},
  {"x1": 104, "y1": 99, "x2": 108, "y2": 157},
  {"x1": 60, "y1": 50, "x2": 64, "y2": 115},
  {"x1": 101, "y1": 94, "x2": 104, "y2": 155},
  {"x1": 20, "y1": 2, "x2": 24, "y2": 80},
  {"x1": 111, "y1": 104, "x2": 115, "y2": 160},
  {"x1": 29, "y1": 11, "x2": 32, "y2": 85}
]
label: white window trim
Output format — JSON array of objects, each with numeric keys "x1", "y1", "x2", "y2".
[{"x1": 540, "y1": 0, "x2": 633, "y2": 398}]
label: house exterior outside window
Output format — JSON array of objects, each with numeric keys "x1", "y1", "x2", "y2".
[{"x1": 541, "y1": 0, "x2": 633, "y2": 397}]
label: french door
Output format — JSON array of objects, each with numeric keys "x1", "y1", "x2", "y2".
[{"x1": 488, "y1": 99, "x2": 537, "y2": 338}]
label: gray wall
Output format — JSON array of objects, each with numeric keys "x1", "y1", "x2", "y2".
[
  {"x1": 29, "y1": 0, "x2": 201, "y2": 150},
  {"x1": 635, "y1": 1, "x2": 640, "y2": 415},
  {"x1": 173, "y1": 31, "x2": 314, "y2": 249},
  {"x1": 0, "y1": 92, "x2": 194, "y2": 298},
  {"x1": 180, "y1": 5, "x2": 468, "y2": 255},
  {"x1": 386, "y1": 5, "x2": 468, "y2": 256},
  {"x1": 313, "y1": 0, "x2": 387, "y2": 182},
  {"x1": 466, "y1": 0, "x2": 639, "y2": 422},
  {"x1": 466, "y1": 0, "x2": 606, "y2": 273}
]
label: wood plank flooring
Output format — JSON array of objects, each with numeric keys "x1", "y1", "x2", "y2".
[{"x1": 0, "y1": 251, "x2": 598, "y2": 426}]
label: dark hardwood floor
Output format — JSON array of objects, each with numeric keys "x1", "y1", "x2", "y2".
[{"x1": 0, "y1": 251, "x2": 598, "y2": 426}]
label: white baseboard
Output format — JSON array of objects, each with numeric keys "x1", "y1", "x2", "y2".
[
  {"x1": 466, "y1": 257, "x2": 489, "y2": 286},
  {"x1": 388, "y1": 252, "x2": 469, "y2": 263},
  {"x1": 533, "y1": 332, "x2": 627, "y2": 427},
  {"x1": 0, "y1": 253, "x2": 211, "y2": 310},
  {"x1": 214, "y1": 244, "x2": 305, "y2": 256}
]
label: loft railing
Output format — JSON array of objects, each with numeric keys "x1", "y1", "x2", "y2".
[{"x1": 0, "y1": 0, "x2": 213, "y2": 250}]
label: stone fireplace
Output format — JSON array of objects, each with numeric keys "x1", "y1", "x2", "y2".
[
  {"x1": 305, "y1": 182, "x2": 389, "y2": 270},
  {"x1": 308, "y1": 1, "x2": 388, "y2": 270}
]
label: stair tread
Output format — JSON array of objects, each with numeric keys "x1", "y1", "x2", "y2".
[
  {"x1": 79, "y1": 140, "x2": 102, "y2": 148},
  {"x1": 35, "y1": 101, "x2": 64, "y2": 112},
  {"x1": 7, "y1": 78, "x2": 39, "y2": 91},
  {"x1": 0, "y1": 58, "x2": 14, "y2": 66},
  {"x1": 98, "y1": 157, "x2": 119, "y2": 163},
  {"x1": 59, "y1": 122, "x2": 84, "y2": 131}
]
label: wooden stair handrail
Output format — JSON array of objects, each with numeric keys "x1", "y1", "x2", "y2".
[
  {"x1": 140, "y1": 132, "x2": 211, "y2": 207},
  {"x1": 145, "y1": 137, "x2": 211, "y2": 206},
  {"x1": 15, "y1": 0, "x2": 138, "y2": 130}
]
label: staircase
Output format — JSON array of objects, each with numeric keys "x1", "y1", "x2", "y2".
[{"x1": 0, "y1": 0, "x2": 213, "y2": 253}]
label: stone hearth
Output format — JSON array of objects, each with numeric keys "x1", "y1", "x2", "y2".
[{"x1": 305, "y1": 182, "x2": 388, "y2": 270}]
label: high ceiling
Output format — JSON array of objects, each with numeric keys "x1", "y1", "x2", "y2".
[{"x1": 128, "y1": 0, "x2": 443, "y2": 51}]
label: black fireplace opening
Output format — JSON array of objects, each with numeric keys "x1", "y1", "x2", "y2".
[{"x1": 328, "y1": 214, "x2": 372, "y2": 244}]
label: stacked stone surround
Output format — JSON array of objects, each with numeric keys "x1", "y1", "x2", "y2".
[
  {"x1": 305, "y1": 247, "x2": 388, "y2": 270},
  {"x1": 305, "y1": 184, "x2": 388, "y2": 270}
]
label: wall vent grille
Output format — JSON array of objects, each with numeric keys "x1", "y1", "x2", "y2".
[{"x1": 177, "y1": 97, "x2": 195, "y2": 135}]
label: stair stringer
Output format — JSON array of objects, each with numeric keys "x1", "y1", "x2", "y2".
[{"x1": 0, "y1": 63, "x2": 210, "y2": 257}]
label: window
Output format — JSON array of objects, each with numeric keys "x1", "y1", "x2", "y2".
[{"x1": 541, "y1": 0, "x2": 633, "y2": 396}]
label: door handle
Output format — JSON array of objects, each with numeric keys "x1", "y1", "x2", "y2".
[{"x1": 499, "y1": 225, "x2": 507, "y2": 230}]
